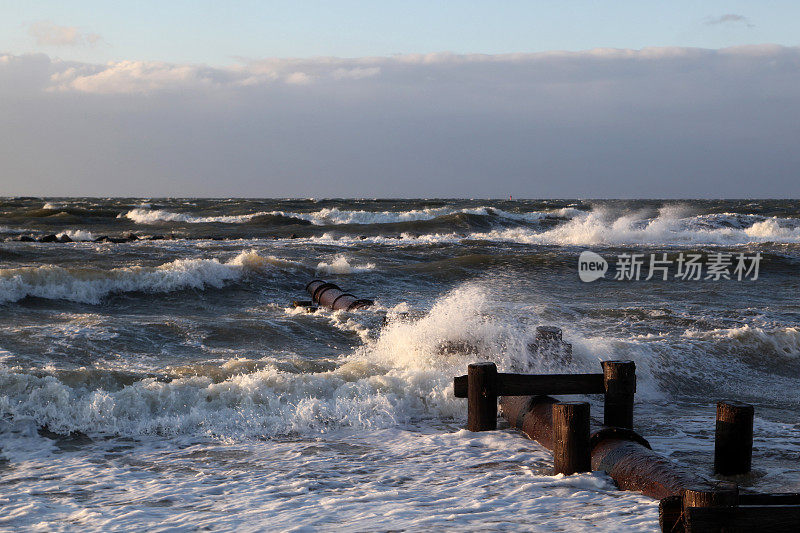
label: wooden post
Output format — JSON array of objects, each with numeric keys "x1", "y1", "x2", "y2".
[
  {"x1": 658, "y1": 496, "x2": 682, "y2": 533},
  {"x1": 553, "y1": 401, "x2": 591, "y2": 475},
  {"x1": 602, "y1": 360, "x2": 636, "y2": 429},
  {"x1": 467, "y1": 362, "x2": 497, "y2": 431},
  {"x1": 714, "y1": 401, "x2": 754, "y2": 476},
  {"x1": 681, "y1": 482, "x2": 739, "y2": 532}
]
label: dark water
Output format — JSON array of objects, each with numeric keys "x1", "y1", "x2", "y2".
[{"x1": 1, "y1": 198, "x2": 798, "y2": 531}]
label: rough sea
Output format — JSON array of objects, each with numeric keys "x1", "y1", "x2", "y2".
[{"x1": 1, "y1": 198, "x2": 798, "y2": 532}]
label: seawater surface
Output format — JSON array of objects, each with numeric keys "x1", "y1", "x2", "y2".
[{"x1": 1, "y1": 198, "x2": 799, "y2": 532}]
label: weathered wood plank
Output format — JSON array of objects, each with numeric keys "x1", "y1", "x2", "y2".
[
  {"x1": 499, "y1": 373, "x2": 605, "y2": 396},
  {"x1": 685, "y1": 505, "x2": 800, "y2": 533},
  {"x1": 453, "y1": 372, "x2": 604, "y2": 398},
  {"x1": 454, "y1": 374, "x2": 468, "y2": 397},
  {"x1": 739, "y1": 493, "x2": 800, "y2": 506}
]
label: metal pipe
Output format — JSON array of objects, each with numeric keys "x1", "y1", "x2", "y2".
[
  {"x1": 500, "y1": 395, "x2": 711, "y2": 500},
  {"x1": 305, "y1": 279, "x2": 373, "y2": 311}
]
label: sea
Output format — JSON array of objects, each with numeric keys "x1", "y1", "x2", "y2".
[{"x1": 0, "y1": 198, "x2": 798, "y2": 532}]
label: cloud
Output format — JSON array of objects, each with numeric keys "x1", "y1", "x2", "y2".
[
  {"x1": 27, "y1": 46, "x2": 796, "y2": 95},
  {"x1": 705, "y1": 14, "x2": 755, "y2": 28},
  {"x1": 0, "y1": 47, "x2": 799, "y2": 197},
  {"x1": 28, "y1": 21, "x2": 103, "y2": 47}
]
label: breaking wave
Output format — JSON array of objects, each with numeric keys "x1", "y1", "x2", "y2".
[
  {"x1": 122, "y1": 208, "x2": 274, "y2": 224},
  {"x1": 474, "y1": 206, "x2": 800, "y2": 246},
  {"x1": 0, "y1": 284, "x2": 557, "y2": 437},
  {"x1": 56, "y1": 229, "x2": 95, "y2": 241},
  {"x1": 121, "y1": 206, "x2": 579, "y2": 226},
  {"x1": 0, "y1": 251, "x2": 302, "y2": 304},
  {"x1": 316, "y1": 255, "x2": 376, "y2": 275},
  {"x1": 1, "y1": 279, "x2": 799, "y2": 441}
]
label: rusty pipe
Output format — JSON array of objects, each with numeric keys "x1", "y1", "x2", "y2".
[
  {"x1": 305, "y1": 279, "x2": 373, "y2": 311},
  {"x1": 500, "y1": 395, "x2": 710, "y2": 500}
]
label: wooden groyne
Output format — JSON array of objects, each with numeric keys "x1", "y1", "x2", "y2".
[{"x1": 453, "y1": 335, "x2": 799, "y2": 532}]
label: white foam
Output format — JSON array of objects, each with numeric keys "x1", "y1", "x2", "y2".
[
  {"x1": 121, "y1": 208, "x2": 272, "y2": 224},
  {"x1": 0, "y1": 282, "x2": 668, "y2": 530},
  {"x1": 0, "y1": 283, "x2": 555, "y2": 437},
  {"x1": 0, "y1": 251, "x2": 301, "y2": 304},
  {"x1": 56, "y1": 229, "x2": 95, "y2": 241},
  {"x1": 473, "y1": 206, "x2": 800, "y2": 246},
  {"x1": 3, "y1": 280, "x2": 797, "y2": 530},
  {"x1": 0, "y1": 421, "x2": 658, "y2": 532},
  {"x1": 315, "y1": 254, "x2": 376, "y2": 275},
  {"x1": 0, "y1": 226, "x2": 27, "y2": 234},
  {"x1": 122, "y1": 206, "x2": 571, "y2": 226},
  {"x1": 276, "y1": 206, "x2": 576, "y2": 225}
]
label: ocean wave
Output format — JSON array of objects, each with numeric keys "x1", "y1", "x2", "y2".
[
  {"x1": 0, "y1": 251, "x2": 302, "y2": 304},
  {"x1": 315, "y1": 254, "x2": 376, "y2": 275},
  {"x1": 569, "y1": 323, "x2": 800, "y2": 403},
  {"x1": 287, "y1": 206, "x2": 552, "y2": 225},
  {"x1": 683, "y1": 324, "x2": 800, "y2": 361},
  {"x1": 3, "y1": 278, "x2": 799, "y2": 440},
  {"x1": 473, "y1": 206, "x2": 800, "y2": 246},
  {"x1": 0, "y1": 226, "x2": 27, "y2": 234},
  {"x1": 122, "y1": 206, "x2": 578, "y2": 227},
  {"x1": 56, "y1": 229, "x2": 95, "y2": 241},
  {"x1": 122, "y1": 208, "x2": 272, "y2": 224},
  {"x1": 0, "y1": 283, "x2": 562, "y2": 437},
  {"x1": 280, "y1": 206, "x2": 800, "y2": 247}
]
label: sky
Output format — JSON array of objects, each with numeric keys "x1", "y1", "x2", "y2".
[{"x1": 1, "y1": 1, "x2": 799, "y2": 197}]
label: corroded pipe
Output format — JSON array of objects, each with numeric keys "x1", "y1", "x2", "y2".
[
  {"x1": 305, "y1": 279, "x2": 373, "y2": 311},
  {"x1": 500, "y1": 395, "x2": 710, "y2": 500}
]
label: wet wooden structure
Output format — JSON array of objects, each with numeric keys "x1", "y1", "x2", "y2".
[{"x1": 453, "y1": 355, "x2": 799, "y2": 532}]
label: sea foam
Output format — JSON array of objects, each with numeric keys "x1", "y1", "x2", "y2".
[
  {"x1": 0, "y1": 251, "x2": 300, "y2": 304},
  {"x1": 56, "y1": 229, "x2": 95, "y2": 241},
  {"x1": 315, "y1": 255, "x2": 376, "y2": 275},
  {"x1": 474, "y1": 206, "x2": 800, "y2": 246},
  {"x1": 121, "y1": 206, "x2": 575, "y2": 226},
  {"x1": 122, "y1": 208, "x2": 272, "y2": 224}
]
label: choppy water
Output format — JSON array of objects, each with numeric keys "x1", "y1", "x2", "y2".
[{"x1": 1, "y1": 198, "x2": 799, "y2": 532}]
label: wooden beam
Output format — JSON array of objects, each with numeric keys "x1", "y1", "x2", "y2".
[
  {"x1": 684, "y1": 505, "x2": 800, "y2": 533},
  {"x1": 454, "y1": 374, "x2": 468, "y2": 397},
  {"x1": 500, "y1": 373, "x2": 605, "y2": 396},
  {"x1": 453, "y1": 372, "x2": 604, "y2": 398},
  {"x1": 739, "y1": 493, "x2": 800, "y2": 506}
]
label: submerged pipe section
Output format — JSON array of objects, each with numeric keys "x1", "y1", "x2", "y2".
[
  {"x1": 500, "y1": 395, "x2": 710, "y2": 501},
  {"x1": 305, "y1": 279, "x2": 374, "y2": 311}
]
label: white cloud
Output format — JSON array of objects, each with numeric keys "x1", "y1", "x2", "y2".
[
  {"x1": 285, "y1": 71, "x2": 313, "y2": 85},
  {"x1": 16, "y1": 46, "x2": 796, "y2": 95},
  {"x1": 48, "y1": 61, "x2": 220, "y2": 94},
  {"x1": 28, "y1": 21, "x2": 103, "y2": 47},
  {"x1": 0, "y1": 47, "x2": 798, "y2": 197}
]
